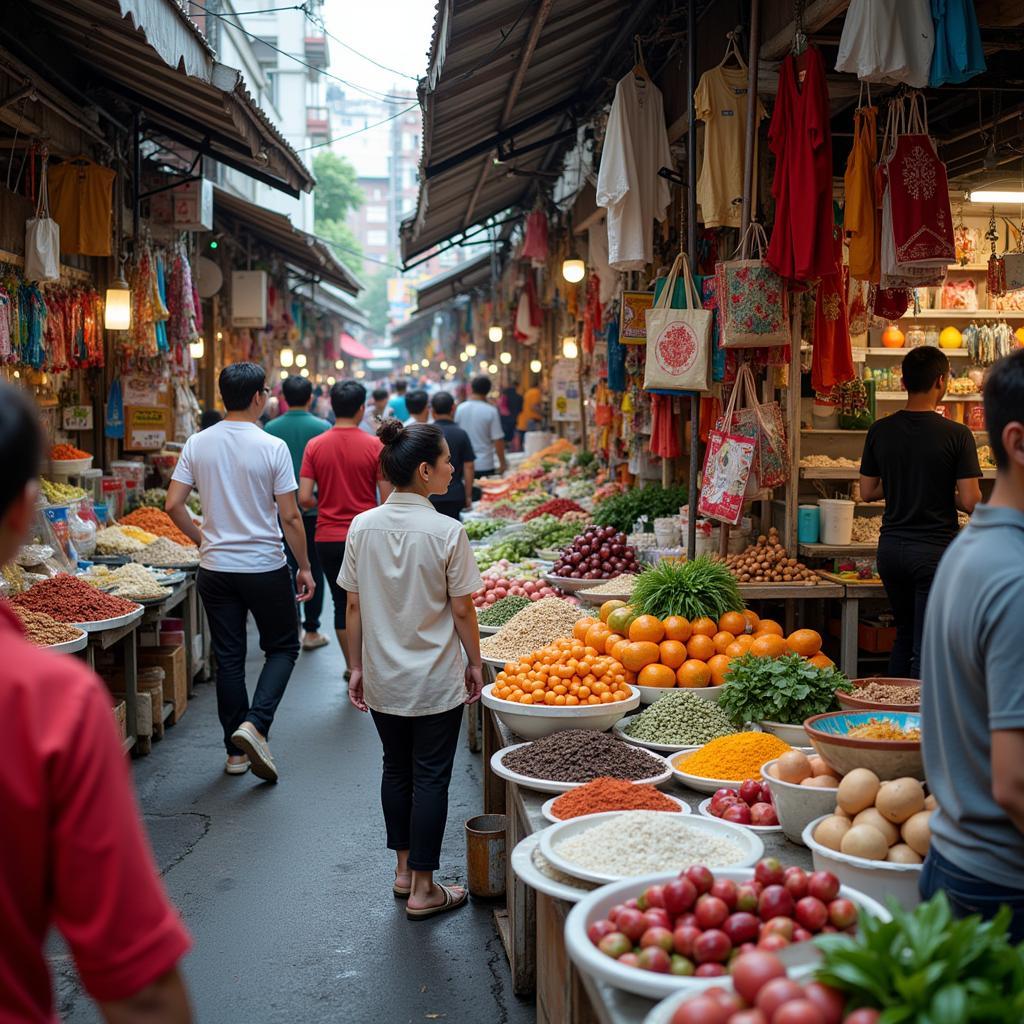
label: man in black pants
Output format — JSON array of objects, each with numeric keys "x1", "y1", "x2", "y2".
[
  {"x1": 859, "y1": 347, "x2": 982, "y2": 677},
  {"x1": 167, "y1": 363, "x2": 315, "y2": 781},
  {"x1": 429, "y1": 391, "x2": 475, "y2": 520}
]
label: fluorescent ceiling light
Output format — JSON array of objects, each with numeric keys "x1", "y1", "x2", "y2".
[{"x1": 967, "y1": 189, "x2": 1024, "y2": 204}]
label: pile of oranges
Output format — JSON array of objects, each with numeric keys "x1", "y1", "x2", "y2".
[
  {"x1": 572, "y1": 602, "x2": 834, "y2": 691},
  {"x1": 492, "y1": 638, "x2": 633, "y2": 706}
]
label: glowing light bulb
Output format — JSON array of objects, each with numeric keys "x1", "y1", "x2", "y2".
[
  {"x1": 488, "y1": 363, "x2": 498, "y2": 374},
  {"x1": 295, "y1": 353, "x2": 307, "y2": 368},
  {"x1": 104, "y1": 277, "x2": 132, "y2": 331},
  {"x1": 335, "y1": 359, "x2": 344, "y2": 370},
  {"x1": 299, "y1": 367, "x2": 310, "y2": 378},
  {"x1": 279, "y1": 370, "x2": 288, "y2": 380},
  {"x1": 488, "y1": 324, "x2": 503, "y2": 343},
  {"x1": 561, "y1": 257, "x2": 585, "y2": 283},
  {"x1": 499, "y1": 351, "x2": 512, "y2": 365},
  {"x1": 189, "y1": 339, "x2": 205, "y2": 360},
  {"x1": 562, "y1": 336, "x2": 578, "y2": 359},
  {"x1": 459, "y1": 352, "x2": 468, "y2": 362},
  {"x1": 530, "y1": 359, "x2": 542, "y2": 373},
  {"x1": 280, "y1": 347, "x2": 295, "y2": 368},
  {"x1": 465, "y1": 343, "x2": 477, "y2": 357},
  {"x1": 421, "y1": 358, "x2": 429, "y2": 368}
]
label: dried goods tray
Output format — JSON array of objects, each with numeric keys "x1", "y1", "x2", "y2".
[
  {"x1": 90, "y1": 555, "x2": 131, "y2": 566},
  {"x1": 133, "y1": 590, "x2": 175, "y2": 606},
  {"x1": 540, "y1": 793, "x2": 691, "y2": 824},
  {"x1": 150, "y1": 569, "x2": 187, "y2": 586},
  {"x1": 576, "y1": 587, "x2": 632, "y2": 605},
  {"x1": 510, "y1": 833, "x2": 598, "y2": 904},
  {"x1": 72, "y1": 604, "x2": 144, "y2": 633},
  {"x1": 43, "y1": 629, "x2": 88, "y2": 655},
  {"x1": 612, "y1": 715, "x2": 701, "y2": 754}
]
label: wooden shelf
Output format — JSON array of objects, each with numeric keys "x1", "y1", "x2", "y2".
[
  {"x1": 875, "y1": 392, "x2": 983, "y2": 401},
  {"x1": 858, "y1": 348, "x2": 969, "y2": 357},
  {"x1": 800, "y1": 541, "x2": 878, "y2": 557},
  {"x1": 947, "y1": 263, "x2": 987, "y2": 271},
  {"x1": 801, "y1": 428, "x2": 867, "y2": 435},
  {"x1": 898, "y1": 309, "x2": 1024, "y2": 320},
  {"x1": 800, "y1": 467, "x2": 861, "y2": 479}
]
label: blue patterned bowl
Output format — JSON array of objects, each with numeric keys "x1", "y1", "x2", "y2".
[{"x1": 803, "y1": 711, "x2": 923, "y2": 781}]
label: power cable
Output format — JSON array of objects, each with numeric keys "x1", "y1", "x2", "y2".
[
  {"x1": 302, "y1": 8, "x2": 419, "y2": 82},
  {"x1": 294, "y1": 102, "x2": 418, "y2": 153}
]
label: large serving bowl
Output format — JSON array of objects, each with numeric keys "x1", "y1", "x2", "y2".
[
  {"x1": 638, "y1": 682, "x2": 723, "y2": 705},
  {"x1": 481, "y1": 682, "x2": 640, "y2": 740},
  {"x1": 758, "y1": 720, "x2": 810, "y2": 746},
  {"x1": 760, "y1": 758, "x2": 842, "y2": 845},
  {"x1": 542, "y1": 572, "x2": 607, "y2": 594},
  {"x1": 803, "y1": 815, "x2": 923, "y2": 910},
  {"x1": 565, "y1": 868, "x2": 890, "y2": 1002},
  {"x1": 803, "y1": 710, "x2": 923, "y2": 781},
  {"x1": 837, "y1": 677, "x2": 920, "y2": 713}
]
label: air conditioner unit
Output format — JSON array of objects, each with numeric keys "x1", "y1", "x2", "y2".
[{"x1": 231, "y1": 271, "x2": 267, "y2": 327}]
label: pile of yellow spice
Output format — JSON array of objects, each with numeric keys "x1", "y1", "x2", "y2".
[{"x1": 673, "y1": 732, "x2": 793, "y2": 780}]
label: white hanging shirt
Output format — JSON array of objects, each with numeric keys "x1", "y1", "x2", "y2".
[
  {"x1": 588, "y1": 219, "x2": 621, "y2": 304},
  {"x1": 596, "y1": 72, "x2": 672, "y2": 271},
  {"x1": 835, "y1": 0, "x2": 934, "y2": 89}
]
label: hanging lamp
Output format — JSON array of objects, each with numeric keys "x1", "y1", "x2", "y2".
[{"x1": 280, "y1": 347, "x2": 295, "y2": 367}]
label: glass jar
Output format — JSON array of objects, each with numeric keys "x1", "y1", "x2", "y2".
[
  {"x1": 924, "y1": 327, "x2": 941, "y2": 348},
  {"x1": 906, "y1": 326, "x2": 926, "y2": 348}
]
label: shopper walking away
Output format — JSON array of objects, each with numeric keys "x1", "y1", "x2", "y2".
[
  {"x1": 388, "y1": 379, "x2": 409, "y2": 421},
  {"x1": 499, "y1": 385, "x2": 522, "y2": 445},
  {"x1": 859, "y1": 347, "x2": 981, "y2": 676},
  {"x1": 455, "y1": 375, "x2": 507, "y2": 485},
  {"x1": 918, "y1": 350, "x2": 1024, "y2": 940},
  {"x1": 167, "y1": 362, "x2": 314, "y2": 782},
  {"x1": 0, "y1": 382, "x2": 193, "y2": 1022},
  {"x1": 341, "y1": 420, "x2": 484, "y2": 919},
  {"x1": 430, "y1": 391, "x2": 475, "y2": 520},
  {"x1": 361, "y1": 387, "x2": 391, "y2": 435},
  {"x1": 405, "y1": 389, "x2": 431, "y2": 425},
  {"x1": 517, "y1": 381, "x2": 544, "y2": 444},
  {"x1": 299, "y1": 380, "x2": 392, "y2": 678},
  {"x1": 266, "y1": 375, "x2": 329, "y2": 650}
]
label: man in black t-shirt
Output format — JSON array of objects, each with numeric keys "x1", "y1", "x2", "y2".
[
  {"x1": 859, "y1": 347, "x2": 982, "y2": 677},
  {"x1": 429, "y1": 391, "x2": 476, "y2": 520}
]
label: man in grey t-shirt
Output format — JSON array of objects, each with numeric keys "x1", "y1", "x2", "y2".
[
  {"x1": 919, "y1": 350, "x2": 1024, "y2": 940},
  {"x1": 455, "y1": 375, "x2": 506, "y2": 477}
]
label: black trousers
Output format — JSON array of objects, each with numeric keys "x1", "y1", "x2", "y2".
[
  {"x1": 315, "y1": 540, "x2": 348, "y2": 630},
  {"x1": 197, "y1": 565, "x2": 300, "y2": 754},
  {"x1": 283, "y1": 513, "x2": 325, "y2": 632},
  {"x1": 370, "y1": 706, "x2": 464, "y2": 872},
  {"x1": 876, "y1": 535, "x2": 948, "y2": 679},
  {"x1": 432, "y1": 499, "x2": 464, "y2": 521}
]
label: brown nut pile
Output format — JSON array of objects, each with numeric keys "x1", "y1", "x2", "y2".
[
  {"x1": 723, "y1": 527, "x2": 819, "y2": 585},
  {"x1": 9, "y1": 604, "x2": 83, "y2": 646}
]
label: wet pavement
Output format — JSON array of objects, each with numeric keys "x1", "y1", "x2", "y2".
[{"x1": 54, "y1": 623, "x2": 535, "y2": 1024}]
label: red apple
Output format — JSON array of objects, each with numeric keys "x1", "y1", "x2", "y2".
[
  {"x1": 723, "y1": 802, "x2": 753, "y2": 825},
  {"x1": 685, "y1": 865, "x2": 715, "y2": 895},
  {"x1": 597, "y1": 932, "x2": 631, "y2": 958},
  {"x1": 710, "y1": 878, "x2": 739, "y2": 910},
  {"x1": 774, "y1": 999, "x2": 827, "y2": 1024},
  {"x1": 751, "y1": 803, "x2": 780, "y2": 827},
  {"x1": 730, "y1": 950, "x2": 787, "y2": 1004},
  {"x1": 739, "y1": 778, "x2": 764, "y2": 805},
  {"x1": 636, "y1": 945, "x2": 671, "y2": 973},
  {"x1": 672, "y1": 924, "x2": 702, "y2": 957},
  {"x1": 644, "y1": 884, "x2": 666, "y2": 909},
  {"x1": 663, "y1": 877, "x2": 698, "y2": 916},
  {"x1": 676, "y1": 912, "x2": 698, "y2": 929},
  {"x1": 587, "y1": 919, "x2": 617, "y2": 944},
  {"x1": 695, "y1": 894, "x2": 730, "y2": 930},
  {"x1": 736, "y1": 882, "x2": 760, "y2": 913},
  {"x1": 640, "y1": 926, "x2": 675, "y2": 952},
  {"x1": 757, "y1": 933, "x2": 790, "y2": 952},
  {"x1": 807, "y1": 871, "x2": 840, "y2": 903},
  {"x1": 795, "y1": 896, "x2": 829, "y2": 933},
  {"x1": 828, "y1": 898, "x2": 858, "y2": 930},
  {"x1": 693, "y1": 928, "x2": 732, "y2": 963},
  {"x1": 758, "y1": 885, "x2": 795, "y2": 921},
  {"x1": 642, "y1": 908, "x2": 671, "y2": 932},
  {"x1": 783, "y1": 867, "x2": 809, "y2": 901},
  {"x1": 671, "y1": 996, "x2": 730, "y2": 1024},
  {"x1": 755, "y1": 857, "x2": 785, "y2": 887},
  {"x1": 711, "y1": 787, "x2": 735, "y2": 804},
  {"x1": 760, "y1": 783, "x2": 774, "y2": 804},
  {"x1": 723, "y1": 910, "x2": 760, "y2": 945}
]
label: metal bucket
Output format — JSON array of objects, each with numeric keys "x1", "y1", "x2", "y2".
[{"x1": 465, "y1": 813, "x2": 507, "y2": 899}]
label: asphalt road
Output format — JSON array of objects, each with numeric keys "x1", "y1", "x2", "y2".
[{"x1": 54, "y1": 627, "x2": 535, "y2": 1024}]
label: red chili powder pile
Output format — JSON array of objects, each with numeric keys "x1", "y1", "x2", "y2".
[
  {"x1": 11, "y1": 574, "x2": 140, "y2": 623},
  {"x1": 550, "y1": 777, "x2": 682, "y2": 820}
]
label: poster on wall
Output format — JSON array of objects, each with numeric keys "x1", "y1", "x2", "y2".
[
  {"x1": 620, "y1": 291, "x2": 654, "y2": 344},
  {"x1": 551, "y1": 359, "x2": 581, "y2": 422},
  {"x1": 124, "y1": 406, "x2": 171, "y2": 451}
]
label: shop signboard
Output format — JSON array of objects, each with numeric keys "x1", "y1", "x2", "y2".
[
  {"x1": 124, "y1": 406, "x2": 172, "y2": 451},
  {"x1": 620, "y1": 291, "x2": 654, "y2": 344},
  {"x1": 62, "y1": 405, "x2": 93, "y2": 431},
  {"x1": 551, "y1": 359, "x2": 581, "y2": 423}
]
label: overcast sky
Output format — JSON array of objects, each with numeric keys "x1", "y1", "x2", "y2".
[{"x1": 322, "y1": 0, "x2": 435, "y2": 97}]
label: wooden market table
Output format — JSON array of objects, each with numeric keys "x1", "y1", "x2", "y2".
[
  {"x1": 482, "y1": 708, "x2": 814, "y2": 1023},
  {"x1": 84, "y1": 616, "x2": 141, "y2": 754},
  {"x1": 838, "y1": 580, "x2": 888, "y2": 679},
  {"x1": 140, "y1": 574, "x2": 210, "y2": 695},
  {"x1": 737, "y1": 579, "x2": 844, "y2": 637}
]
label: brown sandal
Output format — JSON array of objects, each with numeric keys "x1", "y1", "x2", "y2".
[
  {"x1": 393, "y1": 873, "x2": 411, "y2": 899},
  {"x1": 405, "y1": 883, "x2": 468, "y2": 921}
]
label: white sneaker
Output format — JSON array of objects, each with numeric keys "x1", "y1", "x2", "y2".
[
  {"x1": 224, "y1": 755, "x2": 250, "y2": 775},
  {"x1": 230, "y1": 722, "x2": 278, "y2": 782}
]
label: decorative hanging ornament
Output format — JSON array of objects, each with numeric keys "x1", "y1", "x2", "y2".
[{"x1": 986, "y1": 206, "x2": 1006, "y2": 297}]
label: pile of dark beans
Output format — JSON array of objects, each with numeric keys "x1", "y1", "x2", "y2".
[{"x1": 501, "y1": 730, "x2": 666, "y2": 783}]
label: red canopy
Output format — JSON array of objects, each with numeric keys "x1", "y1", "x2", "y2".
[{"x1": 340, "y1": 333, "x2": 373, "y2": 359}]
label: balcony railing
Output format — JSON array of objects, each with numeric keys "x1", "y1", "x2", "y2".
[
  {"x1": 307, "y1": 106, "x2": 329, "y2": 140},
  {"x1": 304, "y1": 36, "x2": 329, "y2": 68}
]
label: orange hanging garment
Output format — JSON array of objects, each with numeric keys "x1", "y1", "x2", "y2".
[{"x1": 844, "y1": 105, "x2": 880, "y2": 282}]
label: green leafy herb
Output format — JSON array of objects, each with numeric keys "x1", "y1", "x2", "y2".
[
  {"x1": 814, "y1": 893, "x2": 1024, "y2": 1022},
  {"x1": 592, "y1": 485, "x2": 688, "y2": 534},
  {"x1": 630, "y1": 557, "x2": 744, "y2": 621},
  {"x1": 718, "y1": 652, "x2": 852, "y2": 726},
  {"x1": 463, "y1": 518, "x2": 505, "y2": 541}
]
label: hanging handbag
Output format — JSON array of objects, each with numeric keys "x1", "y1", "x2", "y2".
[
  {"x1": 715, "y1": 223, "x2": 790, "y2": 348},
  {"x1": 643, "y1": 252, "x2": 712, "y2": 391},
  {"x1": 1001, "y1": 219, "x2": 1024, "y2": 292},
  {"x1": 698, "y1": 372, "x2": 756, "y2": 525},
  {"x1": 25, "y1": 154, "x2": 60, "y2": 283},
  {"x1": 720, "y1": 364, "x2": 791, "y2": 492}
]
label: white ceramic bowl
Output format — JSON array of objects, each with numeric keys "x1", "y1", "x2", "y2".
[
  {"x1": 540, "y1": 792, "x2": 691, "y2": 823},
  {"x1": 696, "y1": 797, "x2": 783, "y2": 834},
  {"x1": 481, "y1": 682, "x2": 640, "y2": 740},
  {"x1": 638, "y1": 683, "x2": 723, "y2": 705},
  {"x1": 613, "y1": 715, "x2": 701, "y2": 754},
  {"x1": 565, "y1": 868, "x2": 891, "y2": 1002},
  {"x1": 542, "y1": 572, "x2": 607, "y2": 593},
  {"x1": 760, "y1": 758, "x2": 842, "y2": 845},
  {"x1": 670, "y1": 746, "x2": 814, "y2": 796},
  {"x1": 509, "y1": 833, "x2": 598, "y2": 904},
  {"x1": 490, "y1": 741, "x2": 673, "y2": 795},
  {"x1": 759, "y1": 720, "x2": 811, "y2": 745},
  {"x1": 49, "y1": 456, "x2": 93, "y2": 476},
  {"x1": 576, "y1": 587, "x2": 633, "y2": 605},
  {"x1": 802, "y1": 815, "x2": 923, "y2": 910},
  {"x1": 540, "y1": 810, "x2": 764, "y2": 884}
]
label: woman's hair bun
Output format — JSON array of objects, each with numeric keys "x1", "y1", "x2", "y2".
[{"x1": 377, "y1": 418, "x2": 405, "y2": 445}]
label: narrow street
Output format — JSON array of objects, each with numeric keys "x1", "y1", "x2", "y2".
[{"x1": 53, "y1": 620, "x2": 534, "y2": 1024}]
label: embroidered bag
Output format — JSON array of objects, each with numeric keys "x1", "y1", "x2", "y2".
[
  {"x1": 698, "y1": 374, "x2": 756, "y2": 525},
  {"x1": 715, "y1": 223, "x2": 789, "y2": 348}
]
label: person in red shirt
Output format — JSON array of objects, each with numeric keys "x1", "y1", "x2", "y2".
[
  {"x1": 299, "y1": 380, "x2": 392, "y2": 677},
  {"x1": 0, "y1": 383, "x2": 192, "y2": 1023}
]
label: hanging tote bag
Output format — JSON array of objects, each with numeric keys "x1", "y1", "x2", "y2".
[
  {"x1": 25, "y1": 155, "x2": 60, "y2": 283},
  {"x1": 698, "y1": 372, "x2": 756, "y2": 525},
  {"x1": 718, "y1": 364, "x2": 790, "y2": 493},
  {"x1": 715, "y1": 223, "x2": 790, "y2": 348},
  {"x1": 643, "y1": 252, "x2": 712, "y2": 391}
]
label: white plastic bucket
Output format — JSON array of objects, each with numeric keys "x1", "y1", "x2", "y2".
[
  {"x1": 523, "y1": 431, "x2": 553, "y2": 457},
  {"x1": 819, "y1": 499, "x2": 855, "y2": 545}
]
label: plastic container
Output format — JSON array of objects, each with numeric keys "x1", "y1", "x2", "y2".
[
  {"x1": 819, "y1": 498, "x2": 855, "y2": 545},
  {"x1": 653, "y1": 516, "x2": 681, "y2": 548},
  {"x1": 812, "y1": 400, "x2": 839, "y2": 429},
  {"x1": 68, "y1": 500, "x2": 97, "y2": 559},
  {"x1": 798, "y1": 504, "x2": 820, "y2": 544},
  {"x1": 465, "y1": 814, "x2": 507, "y2": 899},
  {"x1": 761, "y1": 758, "x2": 842, "y2": 844}
]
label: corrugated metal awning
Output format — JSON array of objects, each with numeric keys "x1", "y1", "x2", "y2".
[
  {"x1": 214, "y1": 188, "x2": 361, "y2": 295},
  {"x1": 414, "y1": 251, "x2": 491, "y2": 311},
  {"x1": 400, "y1": 0, "x2": 665, "y2": 263},
  {"x1": 391, "y1": 306, "x2": 438, "y2": 346},
  {"x1": 12, "y1": 0, "x2": 315, "y2": 196}
]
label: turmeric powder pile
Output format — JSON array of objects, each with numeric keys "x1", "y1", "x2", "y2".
[{"x1": 674, "y1": 732, "x2": 793, "y2": 781}]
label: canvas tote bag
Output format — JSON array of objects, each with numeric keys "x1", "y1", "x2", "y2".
[
  {"x1": 643, "y1": 252, "x2": 712, "y2": 391},
  {"x1": 698, "y1": 371, "x2": 756, "y2": 525},
  {"x1": 25, "y1": 156, "x2": 60, "y2": 283},
  {"x1": 723, "y1": 363, "x2": 791, "y2": 490},
  {"x1": 715, "y1": 223, "x2": 789, "y2": 348}
]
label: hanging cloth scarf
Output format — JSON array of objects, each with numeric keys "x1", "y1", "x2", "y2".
[
  {"x1": 649, "y1": 393, "x2": 682, "y2": 458},
  {"x1": 812, "y1": 209, "x2": 855, "y2": 393},
  {"x1": 153, "y1": 253, "x2": 170, "y2": 353}
]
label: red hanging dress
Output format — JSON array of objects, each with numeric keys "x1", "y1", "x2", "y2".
[
  {"x1": 812, "y1": 217, "x2": 855, "y2": 393},
  {"x1": 766, "y1": 46, "x2": 836, "y2": 282}
]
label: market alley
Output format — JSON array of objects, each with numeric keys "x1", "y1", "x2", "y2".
[{"x1": 51, "y1": 625, "x2": 534, "y2": 1024}]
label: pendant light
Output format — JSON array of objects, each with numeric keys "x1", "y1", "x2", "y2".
[
  {"x1": 189, "y1": 338, "x2": 205, "y2": 360},
  {"x1": 499, "y1": 350, "x2": 512, "y2": 365},
  {"x1": 561, "y1": 210, "x2": 585, "y2": 283},
  {"x1": 280, "y1": 347, "x2": 295, "y2": 368},
  {"x1": 488, "y1": 323, "x2": 503, "y2": 343},
  {"x1": 530, "y1": 358, "x2": 542, "y2": 373},
  {"x1": 465, "y1": 342, "x2": 477, "y2": 358},
  {"x1": 104, "y1": 259, "x2": 132, "y2": 331},
  {"x1": 421, "y1": 357, "x2": 429, "y2": 368},
  {"x1": 488, "y1": 362, "x2": 499, "y2": 374},
  {"x1": 562, "y1": 335, "x2": 579, "y2": 359},
  {"x1": 335, "y1": 358, "x2": 344, "y2": 370}
]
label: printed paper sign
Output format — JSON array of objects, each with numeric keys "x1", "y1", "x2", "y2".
[{"x1": 63, "y1": 405, "x2": 93, "y2": 430}]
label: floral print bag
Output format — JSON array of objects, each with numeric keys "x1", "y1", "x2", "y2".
[{"x1": 715, "y1": 223, "x2": 790, "y2": 348}]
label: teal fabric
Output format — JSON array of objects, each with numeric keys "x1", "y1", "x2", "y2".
[
  {"x1": 929, "y1": 0, "x2": 985, "y2": 87},
  {"x1": 265, "y1": 410, "x2": 328, "y2": 514}
]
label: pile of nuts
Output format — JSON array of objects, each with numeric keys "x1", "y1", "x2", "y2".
[
  {"x1": 850, "y1": 516, "x2": 882, "y2": 544},
  {"x1": 9, "y1": 605, "x2": 84, "y2": 646},
  {"x1": 83, "y1": 563, "x2": 172, "y2": 600},
  {"x1": 94, "y1": 526, "x2": 147, "y2": 555},
  {"x1": 131, "y1": 537, "x2": 200, "y2": 567},
  {"x1": 722, "y1": 528, "x2": 819, "y2": 585},
  {"x1": 799, "y1": 454, "x2": 859, "y2": 468}
]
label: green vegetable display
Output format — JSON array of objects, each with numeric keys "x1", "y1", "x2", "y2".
[
  {"x1": 630, "y1": 557, "x2": 744, "y2": 621},
  {"x1": 520, "y1": 515, "x2": 587, "y2": 553},
  {"x1": 478, "y1": 595, "x2": 531, "y2": 626},
  {"x1": 622, "y1": 691, "x2": 737, "y2": 746},
  {"x1": 718, "y1": 652, "x2": 852, "y2": 726},
  {"x1": 815, "y1": 893, "x2": 1024, "y2": 1022},
  {"x1": 592, "y1": 484, "x2": 687, "y2": 534},
  {"x1": 463, "y1": 518, "x2": 505, "y2": 541},
  {"x1": 474, "y1": 538, "x2": 537, "y2": 570}
]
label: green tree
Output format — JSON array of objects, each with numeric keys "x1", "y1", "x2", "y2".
[
  {"x1": 319, "y1": 217, "x2": 364, "y2": 277},
  {"x1": 359, "y1": 266, "x2": 390, "y2": 335},
  {"x1": 312, "y1": 152, "x2": 363, "y2": 222}
]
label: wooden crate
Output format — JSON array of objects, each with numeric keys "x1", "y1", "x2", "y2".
[
  {"x1": 140, "y1": 646, "x2": 187, "y2": 723},
  {"x1": 113, "y1": 700, "x2": 127, "y2": 745}
]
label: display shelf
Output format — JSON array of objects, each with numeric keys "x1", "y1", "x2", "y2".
[
  {"x1": 877, "y1": 391, "x2": 983, "y2": 401},
  {"x1": 859, "y1": 347, "x2": 969, "y2": 357},
  {"x1": 801, "y1": 428, "x2": 867, "y2": 435},
  {"x1": 898, "y1": 309, "x2": 1024, "y2": 319},
  {"x1": 799, "y1": 541, "x2": 878, "y2": 558},
  {"x1": 799, "y1": 467, "x2": 861, "y2": 479},
  {"x1": 947, "y1": 263, "x2": 987, "y2": 271}
]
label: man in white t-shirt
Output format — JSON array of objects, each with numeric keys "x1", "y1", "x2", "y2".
[
  {"x1": 166, "y1": 363, "x2": 315, "y2": 782},
  {"x1": 454, "y1": 375, "x2": 506, "y2": 478}
]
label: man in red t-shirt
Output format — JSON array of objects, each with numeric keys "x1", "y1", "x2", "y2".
[
  {"x1": 0, "y1": 383, "x2": 192, "y2": 1023},
  {"x1": 299, "y1": 380, "x2": 392, "y2": 676}
]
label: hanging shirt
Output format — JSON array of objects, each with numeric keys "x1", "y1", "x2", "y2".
[
  {"x1": 47, "y1": 160, "x2": 115, "y2": 257},
  {"x1": 596, "y1": 72, "x2": 672, "y2": 271},
  {"x1": 835, "y1": 0, "x2": 934, "y2": 88},
  {"x1": 587, "y1": 219, "x2": 620, "y2": 305},
  {"x1": 694, "y1": 65, "x2": 766, "y2": 229},
  {"x1": 843, "y1": 106, "x2": 881, "y2": 283},
  {"x1": 930, "y1": 0, "x2": 986, "y2": 87}
]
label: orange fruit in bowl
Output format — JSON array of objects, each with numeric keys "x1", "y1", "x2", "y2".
[
  {"x1": 750, "y1": 634, "x2": 788, "y2": 658},
  {"x1": 718, "y1": 611, "x2": 748, "y2": 636},
  {"x1": 713, "y1": 630, "x2": 735, "y2": 654},
  {"x1": 743, "y1": 609, "x2": 761, "y2": 633},
  {"x1": 809, "y1": 652, "x2": 835, "y2": 669},
  {"x1": 658, "y1": 640, "x2": 688, "y2": 670},
  {"x1": 610, "y1": 638, "x2": 631, "y2": 663},
  {"x1": 599, "y1": 599, "x2": 628, "y2": 623},
  {"x1": 628, "y1": 615, "x2": 666, "y2": 644},
  {"x1": 725, "y1": 640, "x2": 749, "y2": 659},
  {"x1": 677, "y1": 659, "x2": 712, "y2": 688},
  {"x1": 755, "y1": 619, "x2": 784, "y2": 638},
  {"x1": 573, "y1": 618, "x2": 598, "y2": 642},
  {"x1": 686, "y1": 634, "x2": 716, "y2": 662},
  {"x1": 707, "y1": 653, "x2": 732, "y2": 686},
  {"x1": 787, "y1": 628, "x2": 823, "y2": 657},
  {"x1": 621, "y1": 641, "x2": 661, "y2": 672},
  {"x1": 586, "y1": 623, "x2": 613, "y2": 653},
  {"x1": 662, "y1": 615, "x2": 692, "y2": 643},
  {"x1": 638, "y1": 663, "x2": 677, "y2": 688},
  {"x1": 607, "y1": 605, "x2": 637, "y2": 635},
  {"x1": 691, "y1": 616, "x2": 718, "y2": 638},
  {"x1": 604, "y1": 633, "x2": 624, "y2": 656}
]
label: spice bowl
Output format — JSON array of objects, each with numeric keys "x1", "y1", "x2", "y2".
[
  {"x1": 612, "y1": 715, "x2": 701, "y2": 754},
  {"x1": 638, "y1": 682, "x2": 722, "y2": 705},
  {"x1": 481, "y1": 683, "x2": 641, "y2": 740},
  {"x1": 757, "y1": 719, "x2": 810, "y2": 745},
  {"x1": 837, "y1": 677, "x2": 920, "y2": 713},
  {"x1": 803, "y1": 711, "x2": 923, "y2": 781},
  {"x1": 540, "y1": 792, "x2": 690, "y2": 824},
  {"x1": 760, "y1": 758, "x2": 844, "y2": 844}
]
